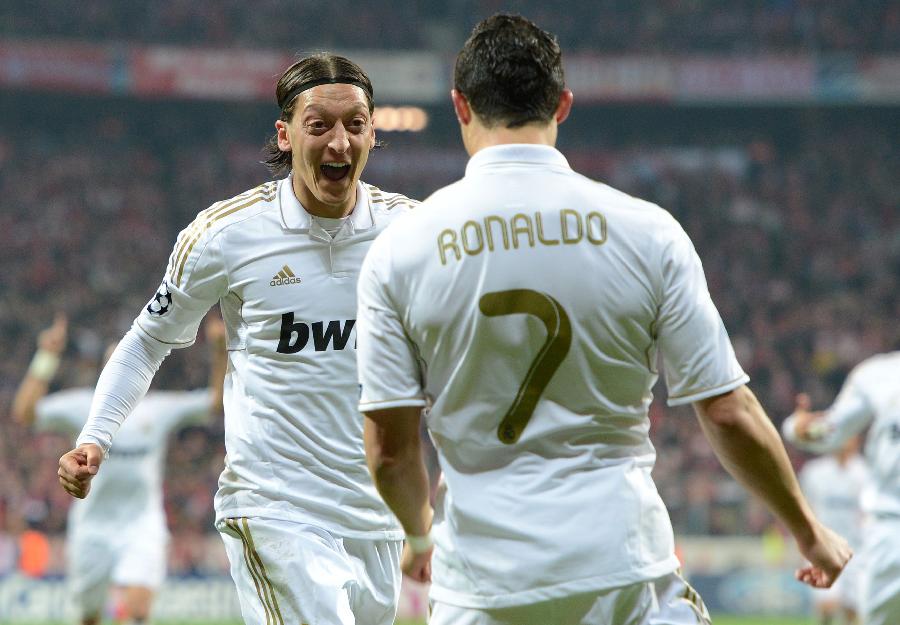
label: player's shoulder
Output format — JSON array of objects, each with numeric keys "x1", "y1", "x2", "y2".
[
  {"x1": 849, "y1": 350, "x2": 900, "y2": 382},
  {"x1": 188, "y1": 181, "x2": 280, "y2": 235},
  {"x1": 165, "y1": 181, "x2": 280, "y2": 284},
  {"x1": 560, "y1": 170, "x2": 684, "y2": 237},
  {"x1": 363, "y1": 182, "x2": 420, "y2": 220}
]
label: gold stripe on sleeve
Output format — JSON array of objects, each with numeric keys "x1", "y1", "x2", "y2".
[
  {"x1": 174, "y1": 188, "x2": 276, "y2": 287},
  {"x1": 384, "y1": 195, "x2": 418, "y2": 208},
  {"x1": 171, "y1": 182, "x2": 276, "y2": 283}
]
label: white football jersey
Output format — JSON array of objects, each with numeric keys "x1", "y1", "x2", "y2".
[
  {"x1": 799, "y1": 455, "x2": 867, "y2": 547},
  {"x1": 134, "y1": 176, "x2": 414, "y2": 538},
  {"x1": 356, "y1": 145, "x2": 748, "y2": 607},
  {"x1": 785, "y1": 351, "x2": 900, "y2": 517},
  {"x1": 37, "y1": 387, "x2": 210, "y2": 535}
]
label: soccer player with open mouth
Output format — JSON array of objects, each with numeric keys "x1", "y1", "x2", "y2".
[{"x1": 58, "y1": 53, "x2": 419, "y2": 625}]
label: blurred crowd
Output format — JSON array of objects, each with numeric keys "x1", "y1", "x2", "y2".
[
  {"x1": 2, "y1": 0, "x2": 898, "y2": 53},
  {"x1": 0, "y1": 95, "x2": 896, "y2": 577}
]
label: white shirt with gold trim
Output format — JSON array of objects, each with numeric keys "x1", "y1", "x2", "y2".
[
  {"x1": 79, "y1": 176, "x2": 416, "y2": 539},
  {"x1": 356, "y1": 144, "x2": 748, "y2": 607},
  {"x1": 40, "y1": 387, "x2": 210, "y2": 536}
]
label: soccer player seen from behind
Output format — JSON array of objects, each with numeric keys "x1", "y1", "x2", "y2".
[
  {"x1": 58, "y1": 54, "x2": 418, "y2": 625},
  {"x1": 14, "y1": 313, "x2": 226, "y2": 625},
  {"x1": 356, "y1": 14, "x2": 852, "y2": 625},
  {"x1": 784, "y1": 350, "x2": 900, "y2": 625}
]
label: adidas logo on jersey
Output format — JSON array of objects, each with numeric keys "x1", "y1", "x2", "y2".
[{"x1": 271, "y1": 265, "x2": 301, "y2": 286}]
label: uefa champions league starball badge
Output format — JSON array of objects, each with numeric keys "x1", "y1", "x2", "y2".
[{"x1": 147, "y1": 281, "x2": 172, "y2": 316}]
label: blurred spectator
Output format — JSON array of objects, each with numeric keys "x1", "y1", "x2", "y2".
[
  {"x1": 1, "y1": 0, "x2": 898, "y2": 53},
  {"x1": 18, "y1": 527, "x2": 50, "y2": 578}
]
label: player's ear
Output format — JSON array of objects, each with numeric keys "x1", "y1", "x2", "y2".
[
  {"x1": 555, "y1": 89, "x2": 574, "y2": 125},
  {"x1": 451, "y1": 90, "x2": 472, "y2": 126},
  {"x1": 275, "y1": 120, "x2": 291, "y2": 151}
]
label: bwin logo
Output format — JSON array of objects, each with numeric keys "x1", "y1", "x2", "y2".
[{"x1": 277, "y1": 312, "x2": 356, "y2": 354}]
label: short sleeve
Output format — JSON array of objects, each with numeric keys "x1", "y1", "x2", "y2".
[
  {"x1": 657, "y1": 224, "x2": 749, "y2": 406},
  {"x1": 356, "y1": 234, "x2": 427, "y2": 411},
  {"x1": 35, "y1": 388, "x2": 94, "y2": 434},
  {"x1": 135, "y1": 222, "x2": 228, "y2": 347}
]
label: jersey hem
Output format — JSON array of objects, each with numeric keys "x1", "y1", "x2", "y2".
[
  {"x1": 666, "y1": 374, "x2": 749, "y2": 406},
  {"x1": 429, "y1": 555, "x2": 680, "y2": 608},
  {"x1": 214, "y1": 507, "x2": 404, "y2": 540}
]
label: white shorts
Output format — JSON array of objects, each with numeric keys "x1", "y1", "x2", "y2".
[
  {"x1": 66, "y1": 528, "x2": 168, "y2": 618},
  {"x1": 430, "y1": 572, "x2": 709, "y2": 625},
  {"x1": 861, "y1": 516, "x2": 900, "y2": 625},
  {"x1": 217, "y1": 517, "x2": 402, "y2": 625}
]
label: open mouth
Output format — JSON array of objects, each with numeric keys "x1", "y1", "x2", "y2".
[{"x1": 321, "y1": 162, "x2": 351, "y2": 182}]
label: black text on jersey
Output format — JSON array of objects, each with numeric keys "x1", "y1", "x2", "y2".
[{"x1": 277, "y1": 312, "x2": 356, "y2": 353}]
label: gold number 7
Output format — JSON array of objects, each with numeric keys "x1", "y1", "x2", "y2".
[{"x1": 479, "y1": 289, "x2": 572, "y2": 444}]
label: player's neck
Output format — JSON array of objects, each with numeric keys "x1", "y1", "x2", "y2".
[
  {"x1": 464, "y1": 120, "x2": 558, "y2": 156},
  {"x1": 292, "y1": 177, "x2": 356, "y2": 220}
]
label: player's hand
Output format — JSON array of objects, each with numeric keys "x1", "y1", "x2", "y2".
[
  {"x1": 58, "y1": 443, "x2": 104, "y2": 499},
  {"x1": 794, "y1": 522, "x2": 852, "y2": 589},
  {"x1": 792, "y1": 393, "x2": 827, "y2": 440},
  {"x1": 38, "y1": 312, "x2": 68, "y2": 354},
  {"x1": 401, "y1": 543, "x2": 433, "y2": 583}
]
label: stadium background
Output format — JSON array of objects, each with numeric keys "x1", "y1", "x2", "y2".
[{"x1": 0, "y1": 1, "x2": 897, "y2": 623}]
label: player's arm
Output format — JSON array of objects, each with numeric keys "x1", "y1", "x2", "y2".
[
  {"x1": 654, "y1": 224, "x2": 850, "y2": 587},
  {"x1": 693, "y1": 385, "x2": 851, "y2": 588},
  {"x1": 364, "y1": 407, "x2": 433, "y2": 582},
  {"x1": 356, "y1": 232, "x2": 432, "y2": 580},
  {"x1": 59, "y1": 221, "x2": 227, "y2": 499},
  {"x1": 58, "y1": 327, "x2": 172, "y2": 498},
  {"x1": 782, "y1": 381, "x2": 873, "y2": 455},
  {"x1": 11, "y1": 313, "x2": 67, "y2": 426}
]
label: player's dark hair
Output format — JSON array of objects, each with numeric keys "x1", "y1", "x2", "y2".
[
  {"x1": 263, "y1": 53, "x2": 380, "y2": 177},
  {"x1": 454, "y1": 14, "x2": 565, "y2": 129}
]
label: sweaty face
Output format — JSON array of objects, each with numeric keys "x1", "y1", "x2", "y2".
[{"x1": 277, "y1": 83, "x2": 375, "y2": 218}]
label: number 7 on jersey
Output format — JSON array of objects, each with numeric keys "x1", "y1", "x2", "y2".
[{"x1": 479, "y1": 289, "x2": 572, "y2": 444}]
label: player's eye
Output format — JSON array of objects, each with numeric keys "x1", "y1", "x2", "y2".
[
  {"x1": 347, "y1": 118, "x2": 368, "y2": 134},
  {"x1": 305, "y1": 120, "x2": 329, "y2": 135}
]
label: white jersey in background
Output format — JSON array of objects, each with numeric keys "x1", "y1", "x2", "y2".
[
  {"x1": 799, "y1": 453, "x2": 867, "y2": 610},
  {"x1": 783, "y1": 352, "x2": 900, "y2": 625},
  {"x1": 357, "y1": 144, "x2": 748, "y2": 608},
  {"x1": 79, "y1": 176, "x2": 415, "y2": 539},
  {"x1": 799, "y1": 455, "x2": 867, "y2": 549},
  {"x1": 783, "y1": 351, "x2": 900, "y2": 517},
  {"x1": 38, "y1": 387, "x2": 210, "y2": 535}
]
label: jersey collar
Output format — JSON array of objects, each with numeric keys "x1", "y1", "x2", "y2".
[
  {"x1": 465, "y1": 144, "x2": 571, "y2": 176},
  {"x1": 278, "y1": 174, "x2": 374, "y2": 237}
]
